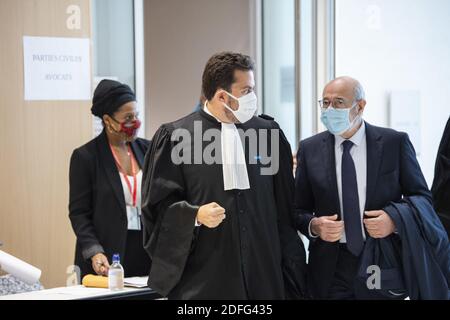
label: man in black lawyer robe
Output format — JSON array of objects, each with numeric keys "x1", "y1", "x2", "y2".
[
  {"x1": 141, "y1": 52, "x2": 306, "y2": 299},
  {"x1": 432, "y1": 116, "x2": 450, "y2": 237}
]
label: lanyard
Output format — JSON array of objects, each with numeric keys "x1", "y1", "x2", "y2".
[{"x1": 109, "y1": 143, "x2": 137, "y2": 207}]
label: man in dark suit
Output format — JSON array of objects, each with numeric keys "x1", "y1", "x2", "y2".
[{"x1": 294, "y1": 76, "x2": 432, "y2": 299}]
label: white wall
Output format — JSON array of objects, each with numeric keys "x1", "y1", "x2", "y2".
[
  {"x1": 144, "y1": 0, "x2": 256, "y2": 138},
  {"x1": 335, "y1": 0, "x2": 450, "y2": 186},
  {"x1": 92, "y1": 0, "x2": 135, "y2": 89}
]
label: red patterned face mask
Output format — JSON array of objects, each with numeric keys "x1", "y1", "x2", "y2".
[{"x1": 111, "y1": 117, "x2": 141, "y2": 138}]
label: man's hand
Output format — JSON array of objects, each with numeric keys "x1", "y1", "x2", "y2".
[
  {"x1": 363, "y1": 210, "x2": 396, "y2": 238},
  {"x1": 196, "y1": 202, "x2": 226, "y2": 228},
  {"x1": 91, "y1": 253, "x2": 110, "y2": 276},
  {"x1": 311, "y1": 214, "x2": 344, "y2": 242}
]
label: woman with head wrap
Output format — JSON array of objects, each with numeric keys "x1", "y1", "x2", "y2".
[{"x1": 69, "y1": 80, "x2": 151, "y2": 279}]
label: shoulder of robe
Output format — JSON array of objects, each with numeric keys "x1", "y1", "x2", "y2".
[
  {"x1": 150, "y1": 112, "x2": 200, "y2": 150},
  {"x1": 257, "y1": 113, "x2": 284, "y2": 131},
  {"x1": 155, "y1": 112, "x2": 202, "y2": 137},
  {"x1": 258, "y1": 113, "x2": 274, "y2": 121},
  {"x1": 149, "y1": 125, "x2": 172, "y2": 151},
  {"x1": 256, "y1": 114, "x2": 294, "y2": 154},
  {"x1": 170, "y1": 112, "x2": 202, "y2": 129},
  {"x1": 251, "y1": 113, "x2": 276, "y2": 130}
]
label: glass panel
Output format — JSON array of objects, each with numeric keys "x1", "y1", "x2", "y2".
[
  {"x1": 299, "y1": 0, "x2": 316, "y2": 140},
  {"x1": 262, "y1": 0, "x2": 296, "y2": 148},
  {"x1": 91, "y1": 0, "x2": 136, "y2": 137},
  {"x1": 92, "y1": 0, "x2": 135, "y2": 90},
  {"x1": 335, "y1": 0, "x2": 450, "y2": 185}
]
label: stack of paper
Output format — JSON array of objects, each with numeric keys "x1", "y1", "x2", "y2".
[{"x1": 124, "y1": 276, "x2": 148, "y2": 288}]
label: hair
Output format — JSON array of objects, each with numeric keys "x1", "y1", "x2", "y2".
[
  {"x1": 353, "y1": 81, "x2": 366, "y2": 101},
  {"x1": 202, "y1": 52, "x2": 255, "y2": 101}
]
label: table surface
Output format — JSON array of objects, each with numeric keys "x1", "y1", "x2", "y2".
[{"x1": 0, "y1": 285, "x2": 159, "y2": 300}]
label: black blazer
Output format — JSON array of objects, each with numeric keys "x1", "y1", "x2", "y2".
[
  {"x1": 69, "y1": 129, "x2": 150, "y2": 277},
  {"x1": 294, "y1": 122, "x2": 432, "y2": 299}
]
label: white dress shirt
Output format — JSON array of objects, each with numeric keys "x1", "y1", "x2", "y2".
[{"x1": 309, "y1": 121, "x2": 367, "y2": 242}]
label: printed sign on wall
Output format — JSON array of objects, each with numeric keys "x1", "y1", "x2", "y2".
[{"x1": 23, "y1": 36, "x2": 91, "y2": 100}]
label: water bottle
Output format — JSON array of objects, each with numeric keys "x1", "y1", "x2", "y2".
[{"x1": 108, "y1": 254, "x2": 124, "y2": 291}]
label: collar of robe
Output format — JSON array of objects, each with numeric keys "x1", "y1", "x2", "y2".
[{"x1": 204, "y1": 102, "x2": 250, "y2": 191}]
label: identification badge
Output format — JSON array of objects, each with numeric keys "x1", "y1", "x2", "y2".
[{"x1": 127, "y1": 206, "x2": 141, "y2": 231}]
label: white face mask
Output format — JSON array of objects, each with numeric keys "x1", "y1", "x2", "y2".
[{"x1": 222, "y1": 91, "x2": 258, "y2": 124}]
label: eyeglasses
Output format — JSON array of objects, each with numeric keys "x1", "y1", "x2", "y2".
[
  {"x1": 118, "y1": 112, "x2": 140, "y2": 123},
  {"x1": 124, "y1": 114, "x2": 139, "y2": 122},
  {"x1": 318, "y1": 98, "x2": 353, "y2": 109}
]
